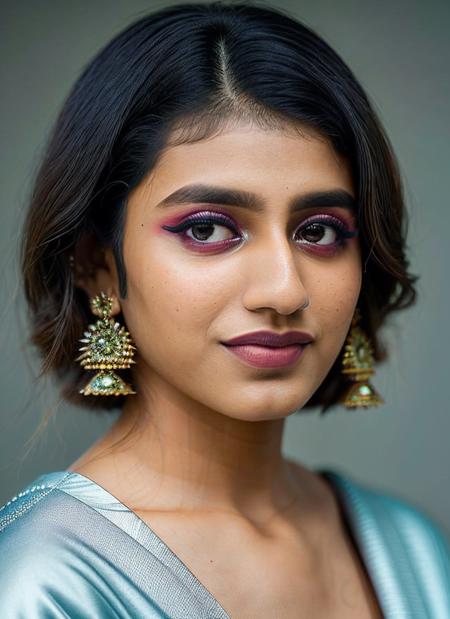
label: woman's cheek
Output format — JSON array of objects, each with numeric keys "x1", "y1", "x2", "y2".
[{"x1": 315, "y1": 268, "x2": 361, "y2": 335}]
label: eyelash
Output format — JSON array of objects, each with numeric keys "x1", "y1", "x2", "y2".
[{"x1": 161, "y1": 211, "x2": 358, "y2": 255}]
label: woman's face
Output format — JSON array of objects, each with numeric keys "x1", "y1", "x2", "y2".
[{"x1": 114, "y1": 123, "x2": 362, "y2": 419}]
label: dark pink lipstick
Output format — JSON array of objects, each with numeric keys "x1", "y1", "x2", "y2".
[
  {"x1": 223, "y1": 330, "x2": 313, "y2": 347},
  {"x1": 221, "y1": 330, "x2": 313, "y2": 369}
]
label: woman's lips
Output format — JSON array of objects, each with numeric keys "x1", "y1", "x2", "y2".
[{"x1": 221, "y1": 343, "x2": 306, "y2": 369}]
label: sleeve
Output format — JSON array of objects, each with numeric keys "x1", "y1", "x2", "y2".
[
  {"x1": 0, "y1": 495, "x2": 119, "y2": 619},
  {"x1": 390, "y1": 497, "x2": 450, "y2": 602},
  {"x1": 0, "y1": 531, "x2": 93, "y2": 618},
  {"x1": 373, "y1": 489, "x2": 450, "y2": 616}
]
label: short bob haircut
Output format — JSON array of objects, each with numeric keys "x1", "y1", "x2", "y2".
[{"x1": 21, "y1": 1, "x2": 417, "y2": 414}]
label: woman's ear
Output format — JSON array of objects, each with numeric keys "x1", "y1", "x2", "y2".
[{"x1": 72, "y1": 234, "x2": 121, "y2": 314}]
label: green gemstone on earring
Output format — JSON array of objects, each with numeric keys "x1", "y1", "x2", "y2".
[
  {"x1": 359, "y1": 385, "x2": 372, "y2": 396},
  {"x1": 80, "y1": 370, "x2": 135, "y2": 396}
]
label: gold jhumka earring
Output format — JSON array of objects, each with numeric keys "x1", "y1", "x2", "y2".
[
  {"x1": 339, "y1": 308, "x2": 383, "y2": 409},
  {"x1": 76, "y1": 292, "x2": 136, "y2": 396}
]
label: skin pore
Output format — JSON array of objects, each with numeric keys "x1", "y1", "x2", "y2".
[{"x1": 70, "y1": 123, "x2": 383, "y2": 617}]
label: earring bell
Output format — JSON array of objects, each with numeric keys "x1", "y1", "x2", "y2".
[
  {"x1": 76, "y1": 292, "x2": 136, "y2": 396},
  {"x1": 339, "y1": 309, "x2": 383, "y2": 409}
]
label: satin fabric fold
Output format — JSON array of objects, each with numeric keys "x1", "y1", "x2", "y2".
[{"x1": 1, "y1": 468, "x2": 449, "y2": 618}]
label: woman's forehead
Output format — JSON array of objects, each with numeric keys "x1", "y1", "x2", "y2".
[{"x1": 139, "y1": 126, "x2": 353, "y2": 200}]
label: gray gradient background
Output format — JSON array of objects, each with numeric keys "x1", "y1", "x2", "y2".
[{"x1": 1, "y1": 1, "x2": 449, "y2": 538}]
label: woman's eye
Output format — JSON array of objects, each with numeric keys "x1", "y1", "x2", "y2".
[
  {"x1": 185, "y1": 221, "x2": 235, "y2": 243},
  {"x1": 292, "y1": 215, "x2": 358, "y2": 254},
  {"x1": 161, "y1": 214, "x2": 243, "y2": 251},
  {"x1": 296, "y1": 222, "x2": 340, "y2": 246}
]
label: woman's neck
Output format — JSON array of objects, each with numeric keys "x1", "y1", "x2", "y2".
[{"x1": 69, "y1": 382, "x2": 326, "y2": 526}]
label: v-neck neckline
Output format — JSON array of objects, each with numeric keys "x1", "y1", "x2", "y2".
[{"x1": 32, "y1": 467, "x2": 380, "y2": 618}]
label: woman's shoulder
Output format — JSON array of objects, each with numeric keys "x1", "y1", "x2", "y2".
[
  {"x1": 0, "y1": 470, "x2": 73, "y2": 539},
  {"x1": 0, "y1": 470, "x2": 213, "y2": 619},
  {"x1": 0, "y1": 468, "x2": 84, "y2": 534},
  {"x1": 292, "y1": 459, "x2": 450, "y2": 561},
  {"x1": 325, "y1": 466, "x2": 450, "y2": 549},
  {"x1": 0, "y1": 471, "x2": 90, "y2": 616},
  {"x1": 322, "y1": 467, "x2": 450, "y2": 612}
]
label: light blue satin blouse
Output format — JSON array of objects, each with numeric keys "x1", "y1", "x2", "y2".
[{"x1": 0, "y1": 468, "x2": 449, "y2": 618}]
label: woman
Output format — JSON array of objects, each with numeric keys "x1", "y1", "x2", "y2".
[{"x1": 1, "y1": 2, "x2": 449, "y2": 617}]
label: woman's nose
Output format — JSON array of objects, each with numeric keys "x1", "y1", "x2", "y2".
[{"x1": 241, "y1": 232, "x2": 310, "y2": 316}]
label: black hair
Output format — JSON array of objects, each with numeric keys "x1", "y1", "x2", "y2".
[{"x1": 21, "y1": 1, "x2": 417, "y2": 412}]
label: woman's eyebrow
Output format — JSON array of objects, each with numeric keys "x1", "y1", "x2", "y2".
[{"x1": 155, "y1": 183, "x2": 357, "y2": 213}]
